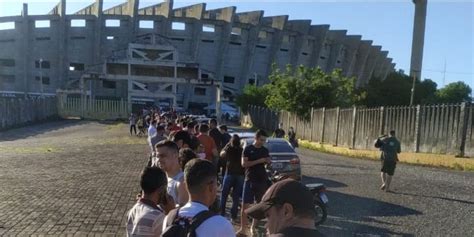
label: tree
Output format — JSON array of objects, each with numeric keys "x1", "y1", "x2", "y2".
[
  {"x1": 435, "y1": 81, "x2": 472, "y2": 104},
  {"x1": 264, "y1": 65, "x2": 363, "y2": 120},
  {"x1": 361, "y1": 72, "x2": 439, "y2": 106},
  {"x1": 235, "y1": 84, "x2": 270, "y2": 114}
]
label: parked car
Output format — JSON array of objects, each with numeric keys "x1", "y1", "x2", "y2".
[{"x1": 241, "y1": 137, "x2": 301, "y2": 180}]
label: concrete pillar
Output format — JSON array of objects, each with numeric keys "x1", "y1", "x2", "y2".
[
  {"x1": 410, "y1": 0, "x2": 427, "y2": 80},
  {"x1": 57, "y1": 0, "x2": 67, "y2": 89},
  {"x1": 381, "y1": 58, "x2": 393, "y2": 80},
  {"x1": 286, "y1": 20, "x2": 311, "y2": 69},
  {"x1": 262, "y1": 15, "x2": 288, "y2": 81},
  {"x1": 21, "y1": 3, "x2": 30, "y2": 97},
  {"x1": 373, "y1": 50, "x2": 389, "y2": 79},
  {"x1": 352, "y1": 40, "x2": 372, "y2": 87},
  {"x1": 308, "y1": 25, "x2": 330, "y2": 68},
  {"x1": 342, "y1": 35, "x2": 362, "y2": 77},
  {"x1": 361, "y1": 45, "x2": 382, "y2": 85},
  {"x1": 326, "y1": 30, "x2": 347, "y2": 72}
]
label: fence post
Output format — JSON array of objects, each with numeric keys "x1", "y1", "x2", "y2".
[
  {"x1": 379, "y1": 106, "x2": 385, "y2": 136},
  {"x1": 310, "y1": 108, "x2": 314, "y2": 142},
  {"x1": 334, "y1": 107, "x2": 340, "y2": 146},
  {"x1": 457, "y1": 102, "x2": 469, "y2": 157},
  {"x1": 414, "y1": 104, "x2": 422, "y2": 153},
  {"x1": 320, "y1": 107, "x2": 326, "y2": 143},
  {"x1": 351, "y1": 106, "x2": 357, "y2": 149}
]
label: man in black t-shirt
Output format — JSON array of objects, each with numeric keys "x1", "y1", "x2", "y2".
[
  {"x1": 236, "y1": 130, "x2": 271, "y2": 236},
  {"x1": 246, "y1": 179, "x2": 323, "y2": 237}
]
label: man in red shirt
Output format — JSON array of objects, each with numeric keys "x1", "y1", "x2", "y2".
[{"x1": 197, "y1": 124, "x2": 219, "y2": 165}]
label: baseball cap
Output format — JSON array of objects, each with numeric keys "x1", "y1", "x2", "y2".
[{"x1": 245, "y1": 179, "x2": 314, "y2": 220}]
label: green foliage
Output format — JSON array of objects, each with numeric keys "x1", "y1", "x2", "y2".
[
  {"x1": 362, "y1": 72, "x2": 441, "y2": 106},
  {"x1": 235, "y1": 84, "x2": 270, "y2": 114},
  {"x1": 435, "y1": 81, "x2": 472, "y2": 104},
  {"x1": 264, "y1": 65, "x2": 363, "y2": 120}
]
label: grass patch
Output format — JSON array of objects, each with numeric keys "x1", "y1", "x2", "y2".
[{"x1": 299, "y1": 139, "x2": 474, "y2": 172}]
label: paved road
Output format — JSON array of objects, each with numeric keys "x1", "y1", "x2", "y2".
[
  {"x1": 297, "y1": 148, "x2": 474, "y2": 236},
  {"x1": 0, "y1": 121, "x2": 472, "y2": 236}
]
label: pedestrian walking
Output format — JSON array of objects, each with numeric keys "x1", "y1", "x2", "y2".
[{"x1": 375, "y1": 130, "x2": 401, "y2": 192}]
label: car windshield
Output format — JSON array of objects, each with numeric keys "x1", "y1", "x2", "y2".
[
  {"x1": 266, "y1": 141, "x2": 295, "y2": 153},
  {"x1": 243, "y1": 139, "x2": 295, "y2": 153}
]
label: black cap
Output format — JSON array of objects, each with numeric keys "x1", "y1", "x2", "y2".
[{"x1": 245, "y1": 179, "x2": 314, "y2": 220}]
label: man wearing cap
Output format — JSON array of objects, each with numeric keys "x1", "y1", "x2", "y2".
[{"x1": 245, "y1": 179, "x2": 321, "y2": 237}]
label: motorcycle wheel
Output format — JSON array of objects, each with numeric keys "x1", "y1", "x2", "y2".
[{"x1": 314, "y1": 200, "x2": 327, "y2": 226}]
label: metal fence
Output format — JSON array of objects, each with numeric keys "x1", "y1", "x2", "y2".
[
  {"x1": 245, "y1": 103, "x2": 473, "y2": 157},
  {"x1": 57, "y1": 95, "x2": 128, "y2": 120},
  {"x1": 0, "y1": 97, "x2": 58, "y2": 130}
]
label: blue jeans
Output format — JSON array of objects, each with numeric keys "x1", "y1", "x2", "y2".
[{"x1": 220, "y1": 174, "x2": 244, "y2": 218}]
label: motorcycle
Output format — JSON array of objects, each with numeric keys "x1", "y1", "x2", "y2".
[{"x1": 267, "y1": 168, "x2": 328, "y2": 226}]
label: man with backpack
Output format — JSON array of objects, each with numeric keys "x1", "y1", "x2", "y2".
[{"x1": 162, "y1": 159, "x2": 235, "y2": 237}]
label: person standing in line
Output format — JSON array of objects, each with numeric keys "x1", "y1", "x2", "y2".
[
  {"x1": 156, "y1": 140, "x2": 189, "y2": 207},
  {"x1": 219, "y1": 134, "x2": 244, "y2": 222},
  {"x1": 237, "y1": 130, "x2": 272, "y2": 236},
  {"x1": 209, "y1": 119, "x2": 223, "y2": 151},
  {"x1": 161, "y1": 159, "x2": 235, "y2": 237},
  {"x1": 148, "y1": 120, "x2": 158, "y2": 153},
  {"x1": 288, "y1": 126, "x2": 298, "y2": 148},
  {"x1": 245, "y1": 179, "x2": 322, "y2": 237},
  {"x1": 273, "y1": 123, "x2": 285, "y2": 138},
  {"x1": 129, "y1": 113, "x2": 137, "y2": 136},
  {"x1": 375, "y1": 130, "x2": 401, "y2": 192},
  {"x1": 126, "y1": 167, "x2": 175, "y2": 236},
  {"x1": 197, "y1": 124, "x2": 219, "y2": 164}
]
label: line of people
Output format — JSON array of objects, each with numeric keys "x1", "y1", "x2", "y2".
[{"x1": 126, "y1": 113, "x2": 320, "y2": 237}]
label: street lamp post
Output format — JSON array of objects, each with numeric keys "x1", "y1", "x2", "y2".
[{"x1": 410, "y1": 69, "x2": 419, "y2": 106}]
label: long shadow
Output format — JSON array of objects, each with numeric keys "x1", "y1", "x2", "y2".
[
  {"x1": 392, "y1": 191, "x2": 474, "y2": 205},
  {"x1": 327, "y1": 190, "x2": 422, "y2": 219},
  {"x1": 0, "y1": 119, "x2": 86, "y2": 142},
  {"x1": 315, "y1": 190, "x2": 421, "y2": 236},
  {"x1": 302, "y1": 175, "x2": 348, "y2": 188}
]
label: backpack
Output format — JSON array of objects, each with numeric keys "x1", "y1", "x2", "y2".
[{"x1": 161, "y1": 208, "x2": 216, "y2": 237}]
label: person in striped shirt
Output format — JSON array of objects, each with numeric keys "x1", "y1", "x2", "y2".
[{"x1": 126, "y1": 167, "x2": 175, "y2": 236}]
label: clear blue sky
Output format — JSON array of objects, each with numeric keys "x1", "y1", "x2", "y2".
[{"x1": 1, "y1": 0, "x2": 472, "y2": 90}]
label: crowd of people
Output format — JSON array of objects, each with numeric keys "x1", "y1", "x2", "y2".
[{"x1": 125, "y1": 108, "x2": 320, "y2": 237}]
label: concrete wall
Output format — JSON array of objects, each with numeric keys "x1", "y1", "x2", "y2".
[
  {"x1": 0, "y1": 97, "x2": 58, "y2": 130},
  {"x1": 247, "y1": 103, "x2": 474, "y2": 157}
]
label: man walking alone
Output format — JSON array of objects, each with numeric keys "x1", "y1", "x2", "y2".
[{"x1": 376, "y1": 130, "x2": 401, "y2": 192}]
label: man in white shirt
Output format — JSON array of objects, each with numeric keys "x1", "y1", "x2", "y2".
[
  {"x1": 156, "y1": 140, "x2": 188, "y2": 207},
  {"x1": 126, "y1": 167, "x2": 174, "y2": 236},
  {"x1": 162, "y1": 159, "x2": 235, "y2": 237},
  {"x1": 148, "y1": 120, "x2": 158, "y2": 153}
]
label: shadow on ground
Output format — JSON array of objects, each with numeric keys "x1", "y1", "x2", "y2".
[
  {"x1": 0, "y1": 119, "x2": 124, "y2": 142},
  {"x1": 316, "y1": 189, "x2": 421, "y2": 236}
]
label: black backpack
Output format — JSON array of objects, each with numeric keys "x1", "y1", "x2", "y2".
[{"x1": 161, "y1": 208, "x2": 216, "y2": 237}]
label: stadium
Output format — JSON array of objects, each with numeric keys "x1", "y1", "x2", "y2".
[{"x1": 0, "y1": 0, "x2": 394, "y2": 112}]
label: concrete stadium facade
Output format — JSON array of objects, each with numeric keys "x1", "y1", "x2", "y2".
[{"x1": 0, "y1": 0, "x2": 395, "y2": 110}]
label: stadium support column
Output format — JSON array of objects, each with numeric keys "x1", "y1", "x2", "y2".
[
  {"x1": 58, "y1": 0, "x2": 67, "y2": 89},
  {"x1": 21, "y1": 4, "x2": 30, "y2": 97},
  {"x1": 92, "y1": 0, "x2": 103, "y2": 101},
  {"x1": 410, "y1": 0, "x2": 427, "y2": 80}
]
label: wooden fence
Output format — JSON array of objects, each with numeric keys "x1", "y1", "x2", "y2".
[{"x1": 245, "y1": 103, "x2": 473, "y2": 157}]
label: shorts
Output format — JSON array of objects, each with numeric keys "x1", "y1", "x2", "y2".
[
  {"x1": 381, "y1": 160, "x2": 397, "y2": 176},
  {"x1": 243, "y1": 181, "x2": 268, "y2": 204}
]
